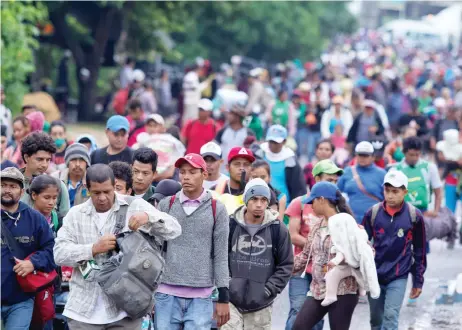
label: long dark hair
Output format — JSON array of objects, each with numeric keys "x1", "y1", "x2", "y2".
[{"x1": 327, "y1": 190, "x2": 354, "y2": 217}]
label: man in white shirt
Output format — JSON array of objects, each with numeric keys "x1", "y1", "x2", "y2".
[
  {"x1": 200, "y1": 142, "x2": 229, "y2": 189},
  {"x1": 119, "y1": 58, "x2": 135, "y2": 89},
  {"x1": 182, "y1": 65, "x2": 208, "y2": 125},
  {"x1": 54, "y1": 164, "x2": 181, "y2": 329}
]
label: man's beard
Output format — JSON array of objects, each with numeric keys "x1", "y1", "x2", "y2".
[{"x1": 1, "y1": 196, "x2": 19, "y2": 207}]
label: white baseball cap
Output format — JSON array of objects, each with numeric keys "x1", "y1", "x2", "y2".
[
  {"x1": 200, "y1": 142, "x2": 222, "y2": 160},
  {"x1": 146, "y1": 114, "x2": 165, "y2": 126},
  {"x1": 384, "y1": 170, "x2": 408, "y2": 189},
  {"x1": 355, "y1": 141, "x2": 374, "y2": 155},
  {"x1": 131, "y1": 69, "x2": 145, "y2": 83},
  {"x1": 363, "y1": 99, "x2": 377, "y2": 109},
  {"x1": 198, "y1": 98, "x2": 213, "y2": 112}
]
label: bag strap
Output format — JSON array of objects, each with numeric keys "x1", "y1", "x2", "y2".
[
  {"x1": 114, "y1": 204, "x2": 129, "y2": 235},
  {"x1": 51, "y1": 210, "x2": 60, "y2": 233},
  {"x1": 270, "y1": 222, "x2": 281, "y2": 265},
  {"x1": 407, "y1": 202, "x2": 417, "y2": 224},
  {"x1": 1, "y1": 219, "x2": 25, "y2": 259},
  {"x1": 370, "y1": 203, "x2": 381, "y2": 228},
  {"x1": 351, "y1": 166, "x2": 381, "y2": 202},
  {"x1": 215, "y1": 179, "x2": 228, "y2": 195}
]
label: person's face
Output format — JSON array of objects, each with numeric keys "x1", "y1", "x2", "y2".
[
  {"x1": 226, "y1": 112, "x2": 240, "y2": 125},
  {"x1": 89, "y1": 179, "x2": 115, "y2": 213},
  {"x1": 130, "y1": 107, "x2": 143, "y2": 120},
  {"x1": 246, "y1": 196, "x2": 268, "y2": 219},
  {"x1": 1, "y1": 179, "x2": 23, "y2": 207},
  {"x1": 204, "y1": 156, "x2": 222, "y2": 177},
  {"x1": 364, "y1": 106, "x2": 374, "y2": 115},
  {"x1": 13, "y1": 121, "x2": 28, "y2": 141},
  {"x1": 268, "y1": 141, "x2": 284, "y2": 154},
  {"x1": 249, "y1": 167, "x2": 270, "y2": 184},
  {"x1": 227, "y1": 157, "x2": 252, "y2": 183},
  {"x1": 316, "y1": 142, "x2": 333, "y2": 160},
  {"x1": 32, "y1": 185, "x2": 59, "y2": 216},
  {"x1": 198, "y1": 109, "x2": 210, "y2": 121},
  {"x1": 50, "y1": 125, "x2": 66, "y2": 141},
  {"x1": 279, "y1": 92, "x2": 288, "y2": 102},
  {"x1": 114, "y1": 178, "x2": 131, "y2": 195},
  {"x1": 404, "y1": 149, "x2": 420, "y2": 166},
  {"x1": 1, "y1": 135, "x2": 7, "y2": 154},
  {"x1": 334, "y1": 103, "x2": 342, "y2": 111},
  {"x1": 315, "y1": 173, "x2": 339, "y2": 184},
  {"x1": 384, "y1": 185, "x2": 407, "y2": 208},
  {"x1": 311, "y1": 197, "x2": 328, "y2": 217},
  {"x1": 356, "y1": 154, "x2": 374, "y2": 167},
  {"x1": 22, "y1": 107, "x2": 35, "y2": 116},
  {"x1": 132, "y1": 160, "x2": 155, "y2": 194},
  {"x1": 179, "y1": 163, "x2": 206, "y2": 193},
  {"x1": 145, "y1": 121, "x2": 165, "y2": 134},
  {"x1": 25, "y1": 151, "x2": 53, "y2": 175},
  {"x1": 106, "y1": 129, "x2": 128, "y2": 150},
  {"x1": 68, "y1": 158, "x2": 87, "y2": 178}
]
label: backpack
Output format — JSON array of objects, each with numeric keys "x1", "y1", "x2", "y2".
[
  {"x1": 164, "y1": 195, "x2": 217, "y2": 257},
  {"x1": 96, "y1": 204, "x2": 165, "y2": 319},
  {"x1": 228, "y1": 217, "x2": 281, "y2": 264},
  {"x1": 370, "y1": 202, "x2": 417, "y2": 227}
]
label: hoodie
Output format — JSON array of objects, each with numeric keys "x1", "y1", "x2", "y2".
[
  {"x1": 259, "y1": 142, "x2": 305, "y2": 203},
  {"x1": 75, "y1": 134, "x2": 98, "y2": 154},
  {"x1": 1, "y1": 202, "x2": 56, "y2": 305},
  {"x1": 229, "y1": 206, "x2": 293, "y2": 313}
]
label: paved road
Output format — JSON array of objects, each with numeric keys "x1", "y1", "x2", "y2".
[{"x1": 272, "y1": 240, "x2": 462, "y2": 330}]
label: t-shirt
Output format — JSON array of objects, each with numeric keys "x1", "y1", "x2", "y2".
[
  {"x1": 356, "y1": 113, "x2": 375, "y2": 143},
  {"x1": 244, "y1": 221, "x2": 261, "y2": 237},
  {"x1": 90, "y1": 146, "x2": 134, "y2": 165},
  {"x1": 285, "y1": 196, "x2": 314, "y2": 257},
  {"x1": 182, "y1": 119, "x2": 217, "y2": 154},
  {"x1": 203, "y1": 173, "x2": 229, "y2": 190}
]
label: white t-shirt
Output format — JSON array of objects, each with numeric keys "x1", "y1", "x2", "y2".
[
  {"x1": 203, "y1": 173, "x2": 229, "y2": 190},
  {"x1": 134, "y1": 193, "x2": 145, "y2": 199},
  {"x1": 64, "y1": 210, "x2": 128, "y2": 324}
]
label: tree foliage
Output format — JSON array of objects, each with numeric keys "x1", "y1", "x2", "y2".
[{"x1": 1, "y1": 0, "x2": 47, "y2": 113}]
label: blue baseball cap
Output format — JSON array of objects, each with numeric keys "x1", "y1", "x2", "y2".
[
  {"x1": 106, "y1": 115, "x2": 129, "y2": 133},
  {"x1": 266, "y1": 125, "x2": 288, "y2": 143},
  {"x1": 303, "y1": 181, "x2": 339, "y2": 204}
]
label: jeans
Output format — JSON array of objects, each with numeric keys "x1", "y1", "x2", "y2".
[
  {"x1": 154, "y1": 293, "x2": 213, "y2": 330},
  {"x1": 296, "y1": 129, "x2": 321, "y2": 162},
  {"x1": 445, "y1": 184, "x2": 461, "y2": 214},
  {"x1": 286, "y1": 275, "x2": 324, "y2": 330},
  {"x1": 1, "y1": 298, "x2": 34, "y2": 330},
  {"x1": 368, "y1": 278, "x2": 407, "y2": 330}
]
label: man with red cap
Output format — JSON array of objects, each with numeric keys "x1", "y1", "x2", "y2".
[
  {"x1": 154, "y1": 153, "x2": 231, "y2": 329},
  {"x1": 212, "y1": 147, "x2": 256, "y2": 196}
]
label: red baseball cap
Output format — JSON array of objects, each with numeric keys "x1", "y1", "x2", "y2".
[
  {"x1": 174, "y1": 153, "x2": 207, "y2": 171},
  {"x1": 227, "y1": 147, "x2": 255, "y2": 164}
]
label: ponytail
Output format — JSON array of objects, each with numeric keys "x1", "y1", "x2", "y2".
[{"x1": 332, "y1": 190, "x2": 354, "y2": 217}]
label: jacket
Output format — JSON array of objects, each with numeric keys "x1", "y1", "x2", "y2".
[
  {"x1": 53, "y1": 194, "x2": 181, "y2": 319},
  {"x1": 347, "y1": 110, "x2": 385, "y2": 145},
  {"x1": 320, "y1": 107, "x2": 353, "y2": 138},
  {"x1": 157, "y1": 190, "x2": 229, "y2": 289},
  {"x1": 338, "y1": 164, "x2": 386, "y2": 222},
  {"x1": 362, "y1": 202, "x2": 427, "y2": 288},
  {"x1": 229, "y1": 206, "x2": 293, "y2": 313},
  {"x1": 52, "y1": 168, "x2": 90, "y2": 207},
  {"x1": 259, "y1": 143, "x2": 306, "y2": 202},
  {"x1": 20, "y1": 168, "x2": 71, "y2": 218},
  {"x1": 1, "y1": 202, "x2": 56, "y2": 305}
]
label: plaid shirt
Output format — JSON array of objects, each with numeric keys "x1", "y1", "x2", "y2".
[{"x1": 53, "y1": 194, "x2": 181, "y2": 319}]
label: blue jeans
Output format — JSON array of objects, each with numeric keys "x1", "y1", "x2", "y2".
[
  {"x1": 154, "y1": 293, "x2": 213, "y2": 330},
  {"x1": 368, "y1": 278, "x2": 407, "y2": 330},
  {"x1": 285, "y1": 275, "x2": 324, "y2": 330},
  {"x1": 1, "y1": 298, "x2": 34, "y2": 330},
  {"x1": 445, "y1": 184, "x2": 461, "y2": 214}
]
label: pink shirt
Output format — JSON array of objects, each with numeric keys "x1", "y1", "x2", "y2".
[{"x1": 157, "y1": 189, "x2": 214, "y2": 298}]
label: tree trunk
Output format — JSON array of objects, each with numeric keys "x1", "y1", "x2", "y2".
[{"x1": 77, "y1": 65, "x2": 99, "y2": 121}]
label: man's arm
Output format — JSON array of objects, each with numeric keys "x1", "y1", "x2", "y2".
[
  {"x1": 428, "y1": 163, "x2": 443, "y2": 215},
  {"x1": 29, "y1": 218, "x2": 56, "y2": 273},
  {"x1": 213, "y1": 202, "x2": 230, "y2": 303},
  {"x1": 411, "y1": 212, "x2": 427, "y2": 289},
  {"x1": 265, "y1": 225, "x2": 294, "y2": 297}
]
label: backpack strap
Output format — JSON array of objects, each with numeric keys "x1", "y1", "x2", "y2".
[
  {"x1": 407, "y1": 202, "x2": 417, "y2": 224},
  {"x1": 51, "y1": 210, "x2": 60, "y2": 233},
  {"x1": 163, "y1": 195, "x2": 177, "y2": 254},
  {"x1": 270, "y1": 222, "x2": 281, "y2": 265},
  {"x1": 114, "y1": 204, "x2": 129, "y2": 235},
  {"x1": 370, "y1": 203, "x2": 381, "y2": 228},
  {"x1": 215, "y1": 179, "x2": 228, "y2": 195}
]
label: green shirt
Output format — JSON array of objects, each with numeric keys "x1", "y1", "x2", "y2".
[{"x1": 272, "y1": 100, "x2": 290, "y2": 127}]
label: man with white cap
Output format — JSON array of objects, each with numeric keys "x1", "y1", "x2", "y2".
[
  {"x1": 362, "y1": 170, "x2": 426, "y2": 330},
  {"x1": 223, "y1": 178, "x2": 293, "y2": 330},
  {"x1": 200, "y1": 141, "x2": 228, "y2": 189},
  {"x1": 181, "y1": 98, "x2": 218, "y2": 154},
  {"x1": 182, "y1": 64, "x2": 208, "y2": 125},
  {"x1": 338, "y1": 141, "x2": 386, "y2": 223}
]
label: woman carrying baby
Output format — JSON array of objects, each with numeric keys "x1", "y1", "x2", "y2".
[{"x1": 292, "y1": 182, "x2": 379, "y2": 330}]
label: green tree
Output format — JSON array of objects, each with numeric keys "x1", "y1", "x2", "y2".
[{"x1": 1, "y1": 0, "x2": 47, "y2": 114}]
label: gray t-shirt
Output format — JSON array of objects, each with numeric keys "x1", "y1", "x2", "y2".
[
  {"x1": 356, "y1": 113, "x2": 375, "y2": 143},
  {"x1": 244, "y1": 221, "x2": 262, "y2": 237}
]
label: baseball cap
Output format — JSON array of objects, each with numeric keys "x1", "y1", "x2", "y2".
[
  {"x1": 198, "y1": 98, "x2": 213, "y2": 112},
  {"x1": 151, "y1": 179, "x2": 182, "y2": 202},
  {"x1": 0, "y1": 167, "x2": 25, "y2": 187},
  {"x1": 355, "y1": 141, "x2": 375, "y2": 155},
  {"x1": 266, "y1": 125, "x2": 288, "y2": 143},
  {"x1": 174, "y1": 153, "x2": 207, "y2": 171},
  {"x1": 106, "y1": 115, "x2": 130, "y2": 133},
  {"x1": 434, "y1": 97, "x2": 446, "y2": 108},
  {"x1": 383, "y1": 170, "x2": 408, "y2": 189},
  {"x1": 146, "y1": 114, "x2": 165, "y2": 126},
  {"x1": 200, "y1": 142, "x2": 222, "y2": 160},
  {"x1": 363, "y1": 99, "x2": 377, "y2": 109},
  {"x1": 312, "y1": 159, "x2": 343, "y2": 177},
  {"x1": 228, "y1": 147, "x2": 256, "y2": 164},
  {"x1": 303, "y1": 181, "x2": 339, "y2": 204},
  {"x1": 243, "y1": 178, "x2": 271, "y2": 204},
  {"x1": 131, "y1": 69, "x2": 145, "y2": 83}
]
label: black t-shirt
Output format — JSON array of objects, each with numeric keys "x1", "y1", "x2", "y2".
[
  {"x1": 398, "y1": 114, "x2": 428, "y2": 136},
  {"x1": 90, "y1": 146, "x2": 134, "y2": 165}
]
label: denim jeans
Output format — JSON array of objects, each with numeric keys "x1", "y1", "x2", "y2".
[
  {"x1": 296, "y1": 128, "x2": 321, "y2": 162},
  {"x1": 154, "y1": 293, "x2": 213, "y2": 330},
  {"x1": 445, "y1": 184, "x2": 461, "y2": 214},
  {"x1": 285, "y1": 275, "x2": 324, "y2": 330},
  {"x1": 1, "y1": 298, "x2": 34, "y2": 330},
  {"x1": 368, "y1": 278, "x2": 408, "y2": 330}
]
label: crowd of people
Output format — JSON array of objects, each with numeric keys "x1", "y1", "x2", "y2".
[{"x1": 1, "y1": 29, "x2": 462, "y2": 330}]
